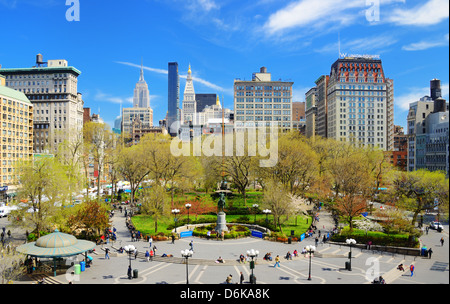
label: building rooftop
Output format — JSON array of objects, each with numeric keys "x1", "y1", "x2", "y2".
[
  {"x1": 0, "y1": 66, "x2": 82, "y2": 76},
  {"x1": 0, "y1": 83, "x2": 32, "y2": 104}
]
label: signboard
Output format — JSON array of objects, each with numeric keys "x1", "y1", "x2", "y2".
[
  {"x1": 300, "y1": 233, "x2": 305, "y2": 242},
  {"x1": 180, "y1": 230, "x2": 193, "y2": 238},
  {"x1": 251, "y1": 230, "x2": 263, "y2": 238},
  {"x1": 0, "y1": 186, "x2": 8, "y2": 192}
]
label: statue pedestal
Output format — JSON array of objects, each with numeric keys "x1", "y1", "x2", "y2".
[{"x1": 216, "y1": 211, "x2": 229, "y2": 234}]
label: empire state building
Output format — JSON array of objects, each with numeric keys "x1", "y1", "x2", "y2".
[{"x1": 133, "y1": 63, "x2": 150, "y2": 108}]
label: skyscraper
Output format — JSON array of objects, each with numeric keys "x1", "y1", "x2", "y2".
[
  {"x1": 325, "y1": 56, "x2": 393, "y2": 151},
  {"x1": 181, "y1": 64, "x2": 196, "y2": 125},
  {"x1": 133, "y1": 62, "x2": 150, "y2": 108},
  {"x1": 167, "y1": 62, "x2": 179, "y2": 135}
]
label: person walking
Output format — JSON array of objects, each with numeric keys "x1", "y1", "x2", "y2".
[
  {"x1": 105, "y1": 247, "x2": 110, "y2": 259},
  {"x1": 149, "y1": 236, "x2": 153, "y2": 248},
  {"x1": 427, "y1": 248, "x2": 433, "y2": 259},
  {"x1": 240, "y1": 272, "x2": 244, "y2": 284},
  {"x1": 226, "y1": 274, "x2": 233, "y2": 284},
  {"x1": 410, "y1": 264, "x2": 415, "y2": 277},
  {"x1": 274, "y1": 255, "x2": 281, "y2": 268},
  {"x1": 189, "y1": 240, "x2": 194, "y2": 252},
  {"x1": 171, "y1": 234, "x2": 175, "y2": 244},
  {"x1": 134, "y1": 248, "x2": 138, "y2": 260},
  {"x1": 145, "y1": 250, "x2": 150, "y2": 262},
  {"x1": 440, "y1": 237, "x2": 444, "y2": 247}
]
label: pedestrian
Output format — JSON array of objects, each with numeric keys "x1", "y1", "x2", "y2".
[
  {"x1": 127, "y1": 265, "x2": 132, "y2": 279},
  {"x1": 105, "y1": 247, "x2": 110, "y2": 259},
  {"x1": 149, "y1": 236, "x2": 153, "y2": 248},
  {"x1": 145, "y1": 250, "x2": 150, "y2": 262},
  {"x1": 150, "y1": 249, "x2": 154, "y2": 261},
  {"x1": 240, "y1": 272, "x2": 244, "y2": 284},
  {"x1": 428, "y1": 248, "x2": 433, "y2": 259},
  {"x1": 7, "y1": 230, "x2": 11, "y2": 239},
  {"x1": 315, "y1": 237, "x2": 318, "y2": 247},
  {"x1": 410, "y1": 264, "x2": 414, "y2": 277},
  {"x1": 171, "y1": 234, "x2": 175, "y2": 244},
  {"x1": 426, "y1": 226, "x2": 429, "y2": 235},
  {"x1": 440, "y1": 237, "x2": 444, "y2": 247},
  {"x1": 226, "y1": 274, "x2": 233, "y2": 284},
  {"x1": 189, "y1": 240, "x2": 194, "y2": 251},
  {"x1": 274, "y1": 255, "x2": 281, "y2": 267},
  {"x1": 134, "y1": 248, "x2": 138, "y2": 260}
]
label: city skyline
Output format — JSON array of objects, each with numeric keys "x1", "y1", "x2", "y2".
[{"x1": 0, "y1": 0, "x2": 448, "y2": 130}]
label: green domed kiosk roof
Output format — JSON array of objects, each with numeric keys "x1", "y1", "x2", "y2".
[{"x1": 16, "y1": 230, "x2": 95, "y2": 258}]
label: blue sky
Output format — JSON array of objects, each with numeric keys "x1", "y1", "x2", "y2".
[{"x1": 0, "y1": 0, "x2": 448, "y2": 130}]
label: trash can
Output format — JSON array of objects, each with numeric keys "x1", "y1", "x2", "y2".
[
  {"x1": 80, "y1": 261, "x2": 85, "y2": 272},
  {"x1": 421, "y1": 247, "x2": 428, "y2": 256},
  {"x1": 345, "y1": 261, "x2": 351, "y2": 271},
  {"x1": 288, "y1": 237, "x2": 292, "y2": 244},
  {"x1": 133, "y1": 269, "x2": 138, "y2": 279},
  {"x1": 74, "y1": 264, "x2": 81, "y2": 275},
  {"x1": 250, "y1": 274, "x2": 256, "y2": 284}
]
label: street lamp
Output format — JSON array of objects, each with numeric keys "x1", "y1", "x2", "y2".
[
  {"x1": 185, "y1": 203, "x2": 192, "y2": 226},
  {"x1": 172, "y1": 209, "x2": 180, "y2": 232},
  {"x1": 253, "y1": 204, "x2": 259, "y2": 223},
  {"x1": 305, "y1": 245, "x2": 315, "y2": 280},
  {"x1": 263, "y1": 209, "x2": 271, "y2": 223},
  {"x1": 181, "y1": 249, "x2": 193, "y2": 284},
  {"x1": 123, "y1": 244, "x2": 135, "y2": 278},
  {"x1": 246, "y1": 249, "x2": 259, "y2": 284},
  {"x1": 346, "y1": 238, "x2": 356, "y2": 271}
]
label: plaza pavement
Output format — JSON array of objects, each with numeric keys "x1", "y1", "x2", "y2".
[{"x1": 4, "y1": 208, "x2": 448, "y2": 285}]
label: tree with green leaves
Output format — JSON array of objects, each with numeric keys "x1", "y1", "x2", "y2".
[{"x1": 140, "y1": 184, "x2": 170, "y2": 233}]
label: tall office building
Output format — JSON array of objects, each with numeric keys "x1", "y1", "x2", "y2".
[
  {"x1": 326, "y1": 57, "x2": 393, "y2": 150},
  {"x1": 123, "y1": 64, "x2": 153, "y2": 136},
  {"x1": 407, "y1": 79, "x2": 449, "y2": 175},
  {"x1": 181, "y1": 64, "x2": 196, "y2": 125},
  {"x1": 0, "y1": 75, "x2": 34, "y2": 196},
  {"x1": 234, "y1": 67, "x2": 294, "y2": 131},
  {"x1": 196, "y1": 94, "x2": 217, "y2": 113},
  {"x1": 133, "y1": 62, "x2": 150, "y2": 108},
  {"x1": 167, "y1": 62, "x2": 179, "y2": 135},
  {"x1": 305, "y1": 87, "x2": 317, "y2": 139},
  {"x1": 0, "y1": 54, "x2": 84, "y2": 154},
  {"x1": 315, "y1": 75, "x2": 329, "y2": 138}
]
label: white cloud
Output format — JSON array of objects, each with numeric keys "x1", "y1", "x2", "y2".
[
  {"x1": 395, "y1": 83, "x2": 449, "y2": 111},
  {"x1": 116, "y1": 61, "x2": 233, "y2": 95},
  {"x1": 263, "y1": 0, "x2": 365, "y2": 35},
  {"x1": 315, "y1": 34, "x2": 398, "y2": 54},
  {"x1": 387, "y1": 0, "x2": 449, "y2": 26},
  {"x1": 402, "y1": 33, "x2": 449, "y2": 51},
  {"x1": 94, "y1": 91, "x2": 133, "y2": 105}
]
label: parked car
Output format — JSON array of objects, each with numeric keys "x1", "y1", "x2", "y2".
[{"x1": 429, "y1": 221, "x2": 444, "y2": 231}]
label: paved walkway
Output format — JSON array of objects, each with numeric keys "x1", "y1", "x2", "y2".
[{"x1": 6, "y1": 207, "x2": 449, "y2": 285}]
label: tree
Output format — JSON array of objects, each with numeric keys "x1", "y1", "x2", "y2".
[
  {"x1": 140, "y1": 184, "x2": 170, "y2": 233},
  {"x1": 328, "y1": 148, "x2": 372, "y2": 230},
  {"x1": 117, "y1": 143, "x2": 150, "y2": 205},
  {"x1": 68, "y1": 200, "x2": 111, "y2": 238},
  {"x1": 389, "y1": 169, "x2": 449, "y2": 226},
  {"x1": 83, "y1": 122, "x2": 114, "y2": 200},
  {"x1": 0, "y1": 250, "x2": 26, "y2": 284},
  {"x1": 13, "y1": 157, "x2": 70, "y2": 237},
  {"x1": 262, "y1": 180, "x2": 293, "y2": 234}
]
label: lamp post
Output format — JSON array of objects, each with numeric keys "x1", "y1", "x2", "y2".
[
  {"x1": 172, "y1": 208, "x2": 180, "y2": 232},
  {"x1": 346, "y1": 238, "x2": 356, "y2": 271},
  {"x1": 305, "y1": 245, "x2": 315, "y2": 280},
  {"x1": 181, "y1": 249, "x2": 193, "y2": 284},
  {"x1": 247, "y1": 249, "x2": 259, "y2": 284},
  {"x1": 263, "y1": 209, "x2": 271, "y2": 223},
  {"x1": 185, "y1": 203, "x2": 192, "y2": 226},
  {"x1": 124, "y1": 244, "x2": 135, "y2": 278},
  {"x1": 253, "y1": 204, "x2": 259, "y2": 223}
]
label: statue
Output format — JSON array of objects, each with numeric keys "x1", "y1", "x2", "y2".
[{"x1": 218, "y1": 191, "x2": 226, "y2": 213}]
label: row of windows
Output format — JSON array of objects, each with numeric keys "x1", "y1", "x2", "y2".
[
  {"x1": 236, "y1": 103, "x2": 291, "y2": 109},
  {"x1": 4, "y1": 73, "x2": 68, "y2": 80},
  {"x1": 235, "y1": 86, "x2": 291, "y2": 91},
  {"x1": 236, "y1": 110, "x2": 292, "y2": 115}
]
